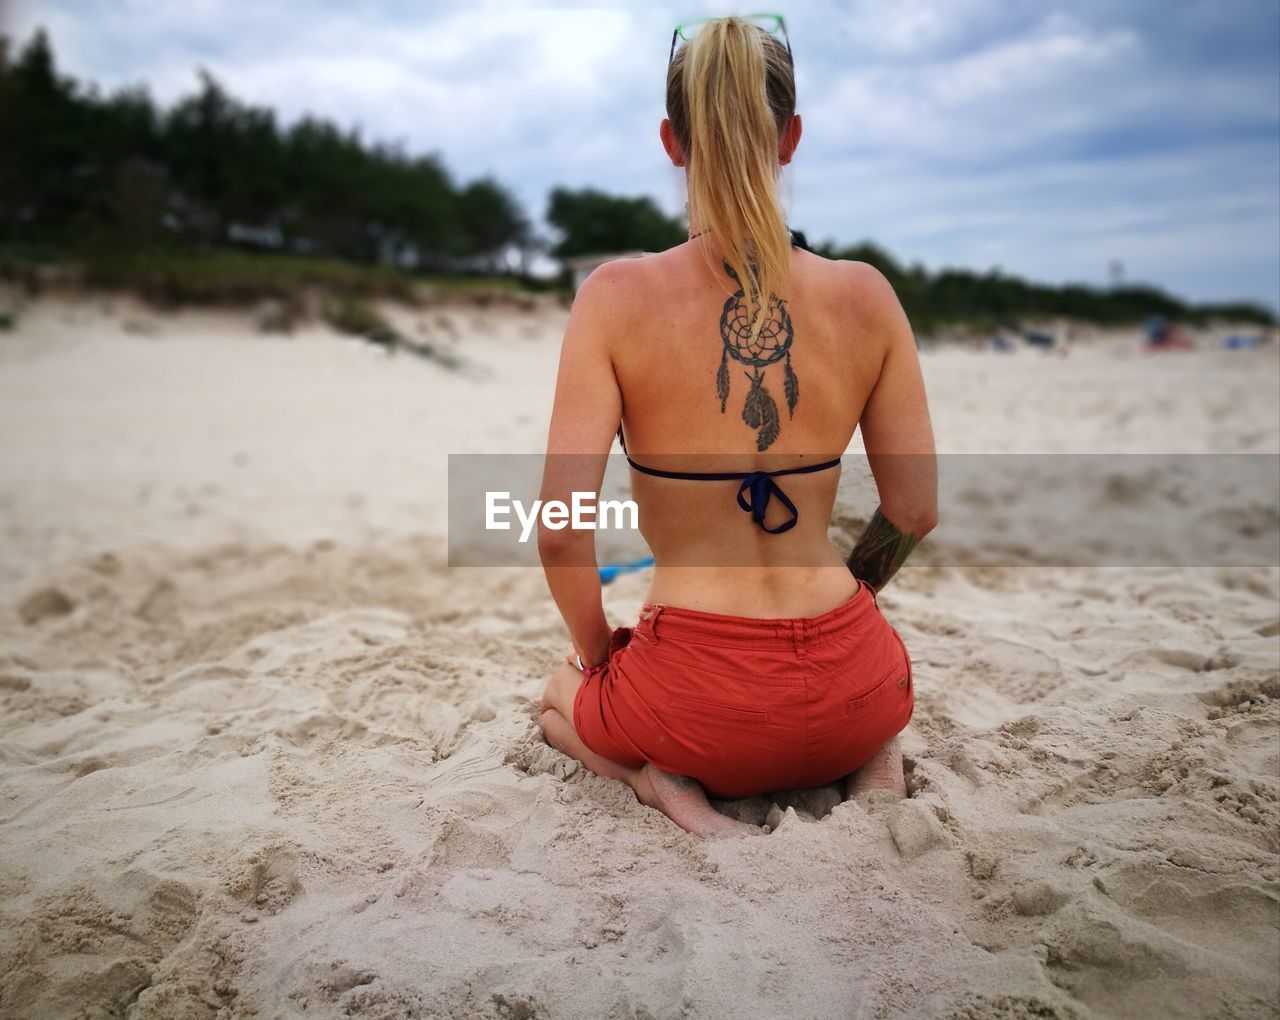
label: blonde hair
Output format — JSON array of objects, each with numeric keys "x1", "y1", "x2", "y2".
[{"x1": 666, "y1": 16, "x2": 796, "y2": 342}]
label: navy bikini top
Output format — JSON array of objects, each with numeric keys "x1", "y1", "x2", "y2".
[
  {"x1": 619, "y1": 226, "x2": 839, "y2": 536},
  {"x1": 624, "y1": 446, "x2": 843, "y2": 535}
]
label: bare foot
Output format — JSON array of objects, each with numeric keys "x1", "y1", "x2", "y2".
[
  {"x1": 632, "y1": 763, "x2": 763, "y2": 838},
  {"x1": 844, "y1": 735, "x2": 908, "y2": 805}
]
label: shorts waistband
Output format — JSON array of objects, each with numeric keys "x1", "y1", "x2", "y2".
[{"x1": 634, "y1": 577, "x2": 880, "y2": 651}]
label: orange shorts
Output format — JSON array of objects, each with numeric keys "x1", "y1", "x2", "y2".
[{"x1": 572, "y1": 578, "x2": 914, "y2": 799}]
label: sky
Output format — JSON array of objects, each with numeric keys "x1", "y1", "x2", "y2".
[{"x1": 6, "y1": 0, "x2": 1279, "y2": 311}]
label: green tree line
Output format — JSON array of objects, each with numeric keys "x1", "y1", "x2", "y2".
[
  {"x1": 803, "y1": 240, "x2": 1275, "y2": 331},
  {"x1": 1, "y1": 28, "x2": 1272, "y2": 328},
  {"x1": 0, "y1": 30, "x2": 529, "y2": 272}
]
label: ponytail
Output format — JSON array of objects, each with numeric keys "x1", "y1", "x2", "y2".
[{"x1": 666, "y1": 17, "x2": 796, "y2": 342}]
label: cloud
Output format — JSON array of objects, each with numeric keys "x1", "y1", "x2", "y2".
[{"x1": 7, "y1": 0, "x2": 1278, "y2": 308}]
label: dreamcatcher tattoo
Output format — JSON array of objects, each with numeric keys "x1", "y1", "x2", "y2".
[{"x1": 715, "y1": 259, "x2": 797, "y2": 451}]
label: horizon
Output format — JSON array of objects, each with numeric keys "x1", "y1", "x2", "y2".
[{"x1": 5, "y1": 1, "x2": 1279, "y2": 313}]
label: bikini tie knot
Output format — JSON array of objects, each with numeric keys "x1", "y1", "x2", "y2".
[{"x1": 735, "y1": 471, "x2": 800, "y2": 535}]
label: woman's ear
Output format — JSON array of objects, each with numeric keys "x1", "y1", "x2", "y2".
[
  {"x1": 660, "y1": 118, "x2": 686, "y2": 168},
  {"x1": 779, "y1": 114, "x2": 803, "y2": 166}
]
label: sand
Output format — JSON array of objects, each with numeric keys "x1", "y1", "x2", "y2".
[{"x1": 0, "y1": 295, "x2": 1276, "y2": 1019}]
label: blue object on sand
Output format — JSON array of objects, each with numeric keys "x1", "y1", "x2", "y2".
[
  {"x1": 599, "y1": 556, "x2": 655, "y2": 584},
  {"x1": 1223, "y1": 334, "x2": 1264, "y2": 349}
]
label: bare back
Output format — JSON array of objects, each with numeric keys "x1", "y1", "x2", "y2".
[{"x1": 610, "y1": 238, "x2": 897, "y2": 617}]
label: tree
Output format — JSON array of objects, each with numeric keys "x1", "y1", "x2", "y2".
[
  {"x1": 546, "y1": 187, "x2": 685, "y2": 258},
  {"x1": 0, "y1": 29, "x2": 86, "y2": 242},
  {"x1": 456, "y1": 177, "x2": 529, "y2": 271}
]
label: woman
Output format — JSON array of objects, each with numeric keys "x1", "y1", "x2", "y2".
[{"x1": 537, "y1": 15, "x2": 937, "y2": 837}]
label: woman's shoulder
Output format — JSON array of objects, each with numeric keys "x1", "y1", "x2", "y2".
[
  {"x1": 826, "y1": 257, "x2": 907, "y2": 328},
  {"x1": 771, "y1": 242, "x2": 900, "y2": 301},
  {"x1": 815, "y1": 252, "x2": 893, "y2": 296},
  {"x1": 575, "y1": 254, "x2": 652, "y2": 305},
  {"x1": 574, "y1": 247, "x2": 696, "y2": 319},
  {"x1": 568, "y1": 258, "x2": 653, "y2": 339}
]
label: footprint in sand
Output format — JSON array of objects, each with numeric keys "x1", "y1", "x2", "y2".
[
  {"x1": 225, "y1": 844, "x2": 304, "y2": 917},
  {"x1": 274, "y1": 711, "x2": 369, "y2": 747},
  {"x1": 427, "y1": 812, "x2": 514, "y2": 870},
  {"x1": 18, "y1": 587, "x2": 76, "y2": 625}
]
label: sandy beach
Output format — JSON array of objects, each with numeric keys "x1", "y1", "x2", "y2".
[{"x1": 0, "y1": 295, "x2": 1277, "y2": 1019}]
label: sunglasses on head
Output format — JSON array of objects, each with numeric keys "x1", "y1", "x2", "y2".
[{"x1": 668, "y1": 12, "x2": 793, "y2": 68}]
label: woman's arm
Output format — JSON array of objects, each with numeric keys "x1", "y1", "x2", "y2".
[
  {"x1": 846, "y1": 264, "x2": 938, "y2": 590},
  {"x1": 538, "y1": 261, "x2": 629, "y2": 667}
]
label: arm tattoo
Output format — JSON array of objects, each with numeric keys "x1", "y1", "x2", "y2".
[
  {"x1": 716, "y1": 257, "x2": 798, "y2": 452},
  {"x1": 846, "y1": 507, "x2": 922, "y2": 591}
]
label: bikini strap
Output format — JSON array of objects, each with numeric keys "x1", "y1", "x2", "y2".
[
  {"x1": 624, "y1": 456, "x2": 842, "y2": 481},
  {"x1": 625, "y1": 458, "x2": 754, "y2": 482},
  {"x1": 625, "y1": 456, "x2": 843, "y2": 534},
  {"x1": 759, "y1": 457, "x2": 844, "y2": 478}
]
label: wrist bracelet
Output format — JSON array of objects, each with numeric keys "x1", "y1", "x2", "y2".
[{"x1": 575, "y1": 654, "x2": 608, "y2": 680}]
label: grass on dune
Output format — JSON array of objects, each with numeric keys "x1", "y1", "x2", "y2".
[{"x1": 0, "y1": 246, "x2": 545, "y2": 309}]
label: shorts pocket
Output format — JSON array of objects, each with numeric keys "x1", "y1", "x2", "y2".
[
  {"x1": 602, "y1": 626, "x2": 633, "y2": 678},
  {"x1": 669, "y1": 694, "x2": 769, "y2": 724},
  {"x1": 845, "y1": 662, "x2": 910, "y2": 712}
]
